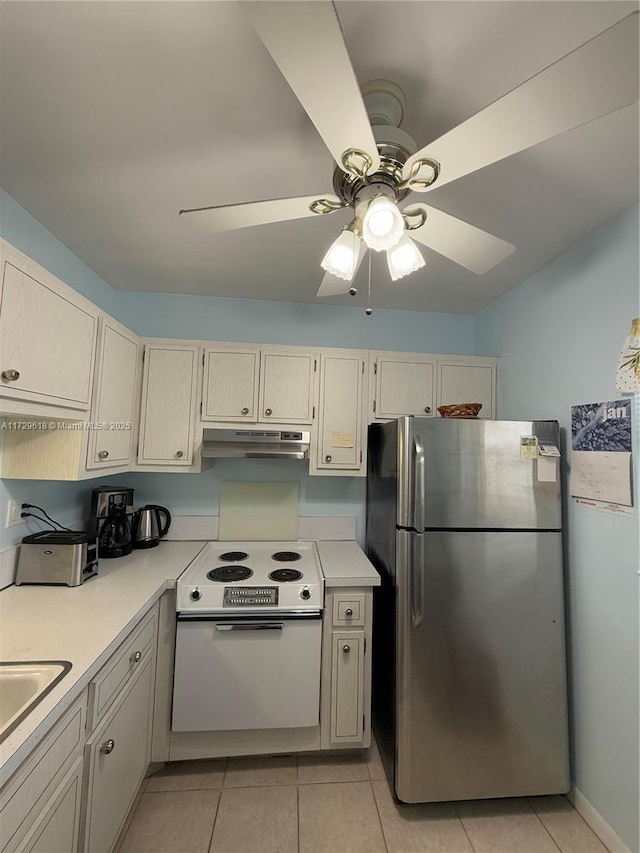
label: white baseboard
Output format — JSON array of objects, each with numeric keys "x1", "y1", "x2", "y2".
[{"x1": 568, "y1": 786, "x2": 634, "y2": 853}]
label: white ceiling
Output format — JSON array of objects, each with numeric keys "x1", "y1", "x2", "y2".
[{"x1": 0, "y1": 1, "x2": 638, "y2": 314}]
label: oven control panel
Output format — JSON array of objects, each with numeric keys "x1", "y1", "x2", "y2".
[{"x1": 223, "y1": 587, "x2": 279, "y2": 607}]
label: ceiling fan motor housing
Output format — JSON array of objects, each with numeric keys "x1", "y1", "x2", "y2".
[{"x1": 333, "y1": 124, "x2": 418, "y2": 207}]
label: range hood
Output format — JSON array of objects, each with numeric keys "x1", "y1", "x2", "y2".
[{"x1": 202, "y1": 428, "x2": 311, "y2": 460}]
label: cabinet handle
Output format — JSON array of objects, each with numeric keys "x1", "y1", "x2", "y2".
[
  {"x1": 100, "y1": 739, "x2": 115, "y2": 755},
  {"x1": 343, "y1": 644, "x2": 351, "y2": 654},
  {"x1": 98, "y1": 450, "x2": 109, "y2": 459},
  {"x1": 175, "y1": 450, "x2": 184, "y2": 458},
  {"x1": 130, "y1": 650, "x2": 142, "y2": 664},
  {"x1": 265, "y1": 408, "x2": 272, "y2": 416},
  {"x1": 241, "y1": 407, "x2": 249, "y2": 415},
  {"x1": 1, "y1": 369, "x2": 20, "y2": 382},
  {"x1": 424, "y1": 406, "x2": 431, "y2": 413},
  {"x1": 325, "y1": 454, "x2": 332, "y2": 463},
  {"x1": 345, "y1": 608, "x2": 353, "y2": 616}
]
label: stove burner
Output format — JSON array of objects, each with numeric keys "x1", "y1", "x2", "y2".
[
  {"x1": 218, "y1": 551, "x2": 249, "y2": 562},
  {"x1": 207, "y1": 566, "x2": 253, "y2": 582},
  {"x1": 269, "y1": 568, "x2": 303, "y2": 582},
  {"x1": 271, "y1": 551, "x2": 301, "y2": 562}
]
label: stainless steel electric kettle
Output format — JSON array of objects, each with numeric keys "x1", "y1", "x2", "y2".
[{"x1": 133, "y1": 505, "x2": 171, "y2": 549}]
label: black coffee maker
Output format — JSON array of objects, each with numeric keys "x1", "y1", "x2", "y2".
[{"x1": 91, "y1": 487, "x2": 135, "y2": 558}]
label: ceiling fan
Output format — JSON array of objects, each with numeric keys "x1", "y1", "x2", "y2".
[{"x1": 179, "y1": 2, "x2": 639, "y2": 300}]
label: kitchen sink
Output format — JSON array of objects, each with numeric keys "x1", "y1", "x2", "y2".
[{"x1": 0, "y1": 661, "x2": 72, "y2": 742}]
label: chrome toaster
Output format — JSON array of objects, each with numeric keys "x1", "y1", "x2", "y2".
[{"x1": 16, "y1": 531, "x2": 98, "y2": 587}]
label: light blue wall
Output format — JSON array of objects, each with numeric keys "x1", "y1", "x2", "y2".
[
  {"x1": 0, "y1": 189, "x2": 472, "y2": 549},
  {"x1": 476, "y1": 204, "x2": 640, "y2": 852}
]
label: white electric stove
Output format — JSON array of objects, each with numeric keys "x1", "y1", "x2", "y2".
[
  {"x1": 176, "y1": 540, "x2": 324, "y2": 616},
  {"x1": 173, "y1": 541, "x2": 325, "y2": 733}
]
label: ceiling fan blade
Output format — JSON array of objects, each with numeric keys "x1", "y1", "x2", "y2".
[
  {"x1": 408, "y1": 205, "x2": 515, "y2": 275},
  {"x1": 316, "y1": 246, "x2": 367, "y2": 297},
  {"x1": 243, "y1": 1, "x2": 380, "y2": 175},
  {"x1": 179, "y1": 194, "x2": 342, "y2": 234},
  {"x1": 403, "y1": 13, "x2": 639, "y2": 191}
]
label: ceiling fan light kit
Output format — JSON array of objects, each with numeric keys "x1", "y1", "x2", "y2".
[
  {"x1": 361, "y1": 194, "x2": 406, "y2": 252},
  {"x1": 320, "y1": 222, "x2": 364, "y2": 281},
  {"x1": 178, "y1": 3, "x2": 638, "y2": 306},
  {"x1": 387, "y1": 235, "x2": 426, "y2": 282}
]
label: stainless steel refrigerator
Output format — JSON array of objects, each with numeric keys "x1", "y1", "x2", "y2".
[{"x1": 366, "y1": 417, "x2": 569, "y2": 803}]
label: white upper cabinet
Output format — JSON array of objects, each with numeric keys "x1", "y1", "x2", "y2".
[
  {"x1": 259, "y1": 350, "x2": 316, "y2": 424},
  {"x1": 87, "y1": 319, "x2": 139, "y2": 469},
  {"x1": 202, "y1": 347, "x2": 260, "y2": 422},
  {"x1": 371, "y1": 352, "x2": 436, "y2": 420},
  {"x1": 0, "y1": 244, "x2": 98, "y2": 413},
  {"x1": 314, "y1": 351, "x2": 366, "y2": 474},
  {"x1": 138, "y1": 345, "x2": 199, "y2": 465},
  {"x1": 437, "y1": 357, "x2": 497, "y2": 419}
]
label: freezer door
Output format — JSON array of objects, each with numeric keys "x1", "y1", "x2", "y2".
[
  {"x1": 401, "y1": 418, "x2": 561, "y2": 530},
  {"x1": 395, "y1": 529, "x2": 569, "y2": 803}
]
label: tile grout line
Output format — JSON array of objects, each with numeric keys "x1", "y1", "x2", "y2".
[
  {"x1": 206, "y1": 757, "x2": 227, "y2": 853},
  {"x1": 369, "y1": 779, "x2": 390, "y2": 853},
  {"x1": 526, "y1": 797, "x2": 564, "y2": 853},
  {"x1": 296, "y1": 756, "x2": 301, "y2": 853},
  {"x1": 453, "y1": 801, "x2": 479, "y2": 852}
]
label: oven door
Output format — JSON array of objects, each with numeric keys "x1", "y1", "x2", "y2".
[{"x1": 172, "y1": 614, "x2": 322, "y2": 732}]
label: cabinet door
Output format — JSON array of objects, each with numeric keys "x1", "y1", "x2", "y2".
[
  {"x1": 16, "y1": 760, "x2": 83, "y2": 853},
  {"x1": 317, "y1": 353, "x2": 364, "y2": 470},
  {"x1": 259, "y1": 350, "x2": 316, "y2": 423},
  {"x1": 87, "y1": 320, "x2": 139, "y2": 468},
  {"x1": 437, "y1": 359, "x2": 496, "y2": 419},
  {"x1": 0, "y1": 261, "x2": 97, "y2": 409},
  {"x1": 374, "y1": 355, "x2": 436, "y2": 419},
  {"x1": 331, "y1": 631, "x2": 365, "y2": 743},
  {"x1": 82, "y1": 657, "x2": 154, "y2": 853},
  {"x1": 202, "y1": 348, "x2": 259, "y2": 422},
  {"x1": 138, "y1": 345, "x2": 198, "y2": 464}
]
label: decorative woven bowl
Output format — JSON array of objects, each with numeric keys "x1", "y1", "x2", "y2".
[{"x1": 437, "y1": 403, "x2": 483, "y2": 418}]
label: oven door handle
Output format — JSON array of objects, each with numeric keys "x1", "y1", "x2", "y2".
[{"x1": 215, "y1": 622, "x2": 284, "y2": 631}]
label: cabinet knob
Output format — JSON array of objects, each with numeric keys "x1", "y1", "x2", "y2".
[
  {"x1": 100, "y1": 739, "x2": 115, "y2": 755},
  {"x1": 241, "y1": 407, "x2": 249, "y2": 415},
  {"x1": 1, "y1": 369, "x2": 20, "y2": 382},
  {"x1": 325, "y1": 455, "x2": 332, "y2": 463},
  {"x1": 265, "y1": 408, "x2": 272, "y2": 416},
  {"x1": 98, "y1": 450, "x2": 109, "y2": 459},
  {"x1": 130, "y1": 650, "x2": 142, "y2": 664},
  {"x1": 345, "y1": 608, "x2": 353, "y2": 617},
  {"x1": 175, "y1": 450, "x2": 184, "y2": 458},
  {"x1": 343, "y1": 644, "x2": 351, "y2": 654},
  {"x1": 424, "y1": 406, "x2": 431, "y2": 413}
]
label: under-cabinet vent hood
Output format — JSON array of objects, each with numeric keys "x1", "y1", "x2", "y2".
[{"x1": 202, "y1": 429, "x2": 311, "y2": 460}]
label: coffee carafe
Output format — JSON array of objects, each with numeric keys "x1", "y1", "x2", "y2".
[{"x1": 91, "y1": 487, "x2": 135, "y2": 558}]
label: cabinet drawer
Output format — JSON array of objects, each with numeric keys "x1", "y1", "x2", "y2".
[
  {"x1": 14, "y1": 758, "x2": 83, "y2": 853},
  {"x1": 330, "y1": 631, "x2": 365, "y2": 743},
  {"x1": 87, "y1": 608, "x2": 157, "y2": 731},
  {"x1": 332, "y1": 594, "x2": 365, "y2": 627},
  {"x1": 0, "y1": 693, "x2": 86, "y2": 853}
]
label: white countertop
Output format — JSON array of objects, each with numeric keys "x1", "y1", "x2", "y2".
[
  {"x1": 0, "y1": 541, "x2": 205, "y2": 786},
  {"x1": 317, "y1": 541, "x2": 381, "y2": 587},
  {"x1": 0, "y1": 537, "x2": 378, "y2": 786}
]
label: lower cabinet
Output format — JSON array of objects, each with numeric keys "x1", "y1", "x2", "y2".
[
  {"x1": 321, "y1": 589, "x2": 372, "y2": 749},
  {"x1": 81, "y1": 656, "x2": 154, "y2": 853},
  {"x1": 15, "y1": 759, "x2": 83, "y2": 853}
]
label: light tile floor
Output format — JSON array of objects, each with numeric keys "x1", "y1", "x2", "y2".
[{"x1": 117, "y1": 740, "x2": 608, "y2": 853}]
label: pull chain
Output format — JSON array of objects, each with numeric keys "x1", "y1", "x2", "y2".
[{"x1": 366, "y1": 252, "x2": 373, "y2": 315}]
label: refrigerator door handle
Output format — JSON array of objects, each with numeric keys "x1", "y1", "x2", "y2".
[
  {"x1": 412, "y1": 434, "x2": 427, "y2": 531},
  {"x1": 411, "y1": 534, "x2": 425, "y2": 628}
]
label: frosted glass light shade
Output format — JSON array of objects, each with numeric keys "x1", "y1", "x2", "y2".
[
  {"x1": 320, "y1": 228, "x2": 363, "y2": 281},
  {"x1": 387, "y1": 234, "x2": 426, "y2": 281},
  {"x1": 362, "y1": 195, "x2": 405, "y2": 251}
]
